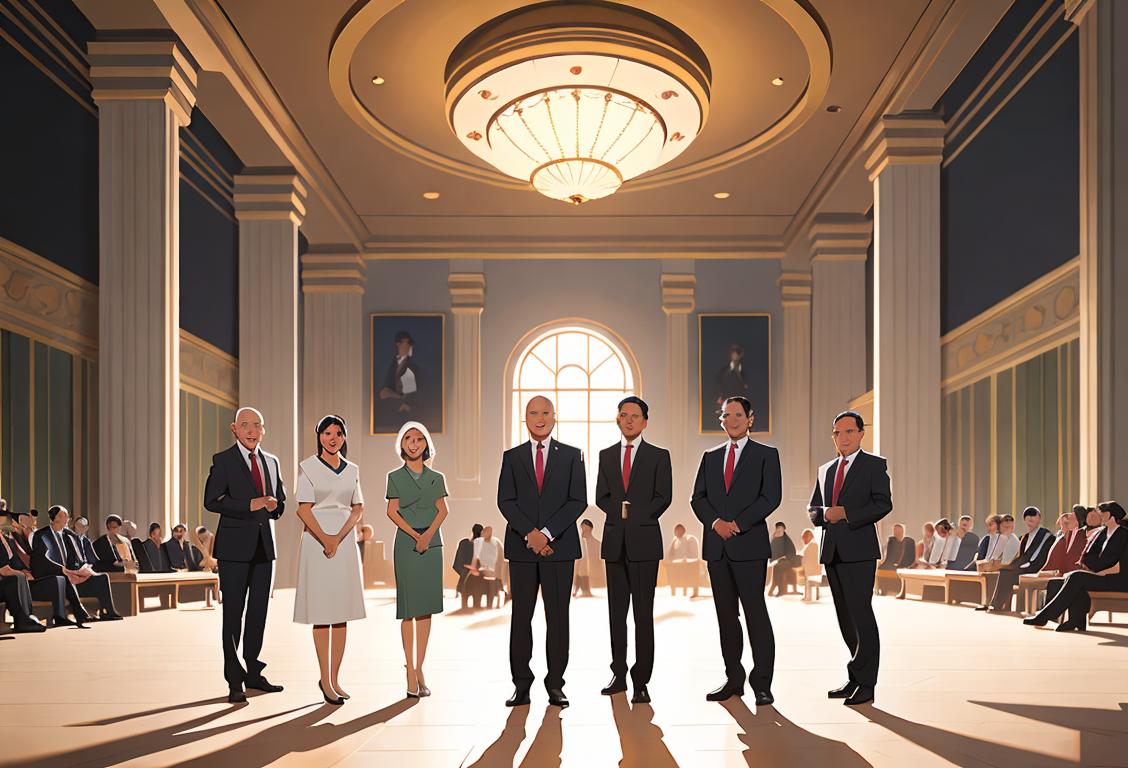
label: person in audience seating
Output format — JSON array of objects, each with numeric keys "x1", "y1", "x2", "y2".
[
  {"x1": 767, "y1": 522, "x2": 799, "y2": 596},
  {"x1": 948, "y1": 516, "x2": 981, "y2": 570},
  {"x1": 914, "y1": 522, "x2": 935, "y2": 567},
  {"x1": 30, "y1": 507, "x2": 96, "y2": 628},
  {"x1": 92, "y1": 515, "x2": 138, "y2": 572},
  {"x1": 70, "y1": 517, "x2": 99, "y2": 566},
  {"x1": 975, "y1": 515, "x2": 1002, "y2": 561},
  {"x1": 800, "y1": 528, "x2": 821, "y2": 602},
  {"x1": 992, "y1": 514, "x2": 1022, "y2": 564},
  {"x1": 0, "y1": 506, "x2": 46, "y2": 633},
  {"x1": 193, "y1": 526, "x2": 219, "y2": 571},
  {"x1": 8, "y1": 509, "x2": 78, "y2": 627},
  {"x1": 452, "y1": 524, "x2": 481, "y2": 603},
  {"x1": 1026, "y1": 501, "x2": 1128, "y2": 631},
  {"x1": 470, "y1": 525, "x2": 505, "y2": 608},
  {"x1": 1071, "y1": 504, "x2": 1089, "y2": 532},
  {"x1": 878, "y1": 524, "x2": 915, "y2": 571},
  {"x1": 572, "y1": 519, "x2": 599, "y2": 598},
  {"x1": 1039, "y1": 511, "x2": 1087, "y2": 578},
  {"x1": 1046, "y1": 505, "x2": 1111, "y2": 605},
  {"x1": 667, "y1": 523, "x2": 701, "y2": 597},
  {"x1": 163, "y1": 523, "x2": 201, "y2": 571},
  {"x1": 980, "y1": 506, "x2": 1051, "y2": 612},
  {"x1": 55, "y1": 507, "x2": 123, "y2": 620},
  {"x1": 925, "y1": 519, "x2": 958, "y2": 567},
  {"x1": 1081, "y1": 506, "x2": 1102, "y2": 533},
  {"x1": 139, "y1": 523, "x2": 172, "y2": 573}
]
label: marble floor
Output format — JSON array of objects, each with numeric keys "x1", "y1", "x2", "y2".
[{"x1": 3, "y1": 585, "x2": 1127, "y2": 767}]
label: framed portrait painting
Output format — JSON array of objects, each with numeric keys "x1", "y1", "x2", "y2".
[
  {"x1": 698, "y1": 313, "x2": 771, "y2": 434},
  {"x1": 370, "y1": 313, "x2": 445, "y2": 435}
]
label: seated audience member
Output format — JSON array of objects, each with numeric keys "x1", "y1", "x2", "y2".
[
  {"x1": 572, "y1": 519, "x2": 599, "y2": 598},
  {"x1": 470, "y1": 525, "x2": 504, "y2": 608},
  {"x1": 70, "y1": 517, "x2": 100, "y2": 566},
  {"x1": 995, "y1": 514, "x2": 1022, "y2": 564},
  {"x1": 29, "y1": 508, "x2": 95, "y2": 627},
  {"x1": 667, "y1": 523, "x2": 701, "y2": 597},
  {"x1": 92, "y1": 515, "x2": 139, "y2": 572},
  {"x1": 1046, "y1": 506, "x2": 1111, "y2": 605},
  {"x1": 980, "y1": 507, "x2": 1052, "y2": 612},
  {"x1": 1071, "y1": 504, "x2": 1089, "y2": 533},
  {"x1": 1081, "y1": 506, "x2": 1102, "y2": 534},
  {"x1": 800, "y1": 528, "x2": 821, "y2": 603},
  {"x1": 1040, "y1": 512, "x2": 1087, "y2": 578},
  {"x1": 768, "y1": 522, "x2": 800, "y2": 596},
  {"x1": 914, "y1": 522, "x2": 936, "y2": 567},
  {"x1": 7, "y1": 509, "x2": 78, "y2": 627},
  {"x1": 878, "y1": 524, "x2": 916, "y2": 571},
  {"x1": 56, "y1": 507, "x2": 123, "y2": 620},
  {"x1": 453, "y1": 524, "x2": 481, "y2": 601},
  {"x1": 162, "y1": 523, "x2": 201, "y2": 571},
  {"x1": 976, "y1": 515, "x2": 1003, "y2": 561},
  {"x1": 925, "y1": 519, "x2": 958, "y2": 567},
  {"x1": 139, "y1": 523, "x2": 172, "y2": 573},
  {"x1": 192, "y1": 526, "x2": 218, "y2": 571},
  {"x1": 1026, "y1": 501, "x2": 1128, "y2": 631},
  {"x1": 949, "y1": 516, "x2": 981, "y2": 570},
  {"x1": 0, "y1": 506, "x2": 46, "y2": 632}
]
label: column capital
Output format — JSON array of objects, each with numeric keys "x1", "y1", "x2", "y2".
[
  {"x1": 863, "y1": 112, "x2": 945, "y2": 181},
  {"x1": 234, "y1": 168, "x2": 307, "y2": 225},
  {"x1": 661, "y1": 273, "x2": 696, "y2": 315},
  {"x1": 301, "y1": 253, "x2": 365, "y2": 294},
  {"x1": 778, "y1": 270, "x2": 813, "y2": 306},
  {"x1": 808, "y1": 213, "x2": 872, "y2": 262},
  {"x1": 89, "y1": 35, "x2": 198, "y2": 126},
  {"x1": 1064, "y1": 0, "x2": 1094, "y2": 24},
  {"x1": 449, "y1": 272, "x2": 486, "y2": 313}
]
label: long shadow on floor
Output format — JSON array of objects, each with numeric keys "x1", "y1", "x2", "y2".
[
  {"x1": 610, "y1": 695, "x2": 678, "y2": 767},
  {"x1": 467, "y1": 613, "x2": 512, "y2": 630},
  {"x1": 467, "y1": 707, "x2": 530, "y2": 767},
  {"x1": 721, "y1": 699, "x2": 872, "y2": 767},
  {"x1": 865, "y1": 705, "x2": 1075, "y2": 767},
  {"x1": 1081, "y1": 629, "x2": 1128, "y2": 648},
  {"x1": 70, "y1": 696, "x2": 235, "y2": 726},
  {"x1": 520, "y1": 707, "x2": 562, "y2": 768},
  {"x1": 970, "y1": 700, "x2": 1128, "y2": 766}
]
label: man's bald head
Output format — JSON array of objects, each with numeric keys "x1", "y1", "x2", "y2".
[
  {"x1": 525, "y1": 396, "x2": 556, "y2": 442},
  {"x1": 231, "y1": 406, "x2": 265, "y2": 452}
]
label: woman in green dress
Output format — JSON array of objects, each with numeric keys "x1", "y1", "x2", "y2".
[{"x1": 386, "y1": 420, "x2": 448, "y2": 698}]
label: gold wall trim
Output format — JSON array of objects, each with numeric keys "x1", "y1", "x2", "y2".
[
  {"x1": 179, "y1": 330, "x2": 239, "y2": 407},
  {"x1": 0, "y1": 236, "x2": 97, "y2": 359},
  {"x1": 941, "y1": 258, "x2": 1080, "y2": 394}
]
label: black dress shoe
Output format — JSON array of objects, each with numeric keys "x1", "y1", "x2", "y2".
[
  {"x1": 844, "y1": 686, "x2": 874, "y2": 706},
  {"x1": 100, "y1": 613, "x2": 125, "y2": 621},
  {"x1": 52, "y1": 616, "x2": 89, "y2": 629},
  {"x1": 828, "y1": 682, "x2": 858, "y2": 699},
  {"x1": 601, "y1": 676, "x2": 627, "y2": 696},
  {"x1": 228, "y1": 689, "x2": 247, "y2": 703},
  {"x1": 1023, "y1": 616, "x2": 1049, "y2": 627},
  {"x1": 1055, "y1": 619, "x2": 1086, "y2": 632},
  {"x1": 505, "y1": 687, "x2": 531, "y2": 707},
  {"x1": 631, "y1": 685, "x2": 651, "y2": 704},
  {"x1": 547, "y1": 688, "x2": 569, "y2": 708},
  {"x1": 974, "y1": 605, "x2": 989, "y2": 611},
  {"x1": 246, "y1": 677, "x2": 284, "y2": 693},
  {"x1": 14, "y1": 620, "x2": 46, "y2": 633},
  {"x1": 706, "y1": 681, "x2": 744, "y2": 702},
  {"x1": 754, "y1": 690, "x2": 774, "y2": 706}
]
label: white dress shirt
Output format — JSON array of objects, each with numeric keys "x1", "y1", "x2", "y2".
[
  {"x1": 235, "y1": 441, "x2": 274, "y2": 494},
  {"x1": 473, "y1": 536, "x2": 501, "y2": 573},
  {"x1": 711, "y1": 435, "x2": 749, "y2": 532},
  {"x1": 529, "y1": 437, "x2": 555, "y2": 540},
  {"x1": 621, "y1": 435, "x2": 643, "y2": 476},
  {"x1": 396, "y1": 355, "x2": 417, "y2": 394},
  {"x1": 999, "y1": 533, "x2": 1021, "y2": 563}
]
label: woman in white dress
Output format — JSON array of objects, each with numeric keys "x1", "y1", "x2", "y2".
[{"x1": 294, "y1": 414, "x2": 365, "y2": 705}]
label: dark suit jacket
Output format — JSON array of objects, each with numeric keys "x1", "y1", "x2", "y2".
[
  {"x1": 139, "y1": 539, "x2": 172, "y2": 573},
  {"x1": 1012, "y1": 527, "x2": 1052, "y2": 571},
  {"x1": 595, "y1": 439, "x2": 672, "y2": 562},
  {"x1": 691, "y1": 439, "x2": 782, "y2": 562},
  {"x1": 809, "y1": 451, "x2": 893, "y2": 564},
  {"x1": 203, "y1": 443, "x2": 286, "y2": 562},
  {"x1": 60, "y1": 529, "x2": 92, "y2": 570},
  {"x1": 0, "y1": 534, "x2": 24, "y2": 570},
  {"x1": 92, "y1": 534, "x2": 132, "y2": 572},
  {"x1": 950, "y1": 532, "x2": 981, "y2": 570},
  {"x1": 163, "y1": 539, "x2": 201, "y2": 570},
  {"x1": 9, "y1": 531, "x2": 33, "y2": 570},
  {"x1": 31, "y1": 526, "x2": 70, "y2": 579},
  {"x1": 497, "y1": 439, "x2": 587, "y2": 562},
  {"x1": 1081, "y1": 527, "x2": 1109, "y2": 571},
  {"x1": 879, "y1": 536, "x2": 911, "y2": 569}
]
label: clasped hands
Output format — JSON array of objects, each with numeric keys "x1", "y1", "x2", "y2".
[
  {"x1": 251, "y1": 496, "x2": 279, "y2": 514},
  {"x1": 713, "y1": 519, "x2": 739, "y2": 540},
  {"x1": 823, "y1": 505, "x2": 847, "y2": 524},
  {"x1": 525, "y1": 528, "x2": 554, "y2": 557}
]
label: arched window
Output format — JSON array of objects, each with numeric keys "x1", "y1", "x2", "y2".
[{"x1": 510, "y1": 324, "x2": 638, "y2": 498}]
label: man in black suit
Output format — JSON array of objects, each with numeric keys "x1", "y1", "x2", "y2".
[
  {"x1": 92, "y1": 515, "x2": 138, "y2": 572},
  {"x1": 809, "y1": 410, "x2": 893, "y2": 706},
  {"x1": 980, "y1": 506, "x2": 1052, "y2": 612},
  {"x1": 595, "y1": 396, "x2": 672, "y2": 704},
  {"x1": 31, "y1": 506, "x2": 98, "y2": 628},
  {"x1": 163, "y1": 523, "x2": 202, "y2": 571},
  {"x1": 8, "y1": 510, "x2": 76, "y2": 627},
  {"x1": 52, "y1": 507, "x2": 123, "y2": 620},
  {"x1": 691, "y1": 395, "x2": 782, "y2": 706},
  {"x1": 878, "y1": 524, "x2": 915, "y2": 571},
  {"x1": 497, "y1": 395, "x2": 587, "y2": 708},
  {"x1": 203, "y1": 406, "x2": 286, "y2": 703},
  {"x1": 0, "y1": 508, "x2": 45, "y2": 632}
]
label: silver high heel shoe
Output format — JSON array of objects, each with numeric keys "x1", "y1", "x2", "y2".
[
  {"x1": 405, "y1": 665, "x2": 420, "y2": 699},
  {"x1": 416, "y1": 668, "x2": 431, "y2": 697}
]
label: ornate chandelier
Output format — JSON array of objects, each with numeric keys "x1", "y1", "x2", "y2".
[{"x1": 445, "y1": 2, "x2": 711, "y2": 205}]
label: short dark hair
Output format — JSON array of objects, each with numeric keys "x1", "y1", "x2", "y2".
[
  {"x1": 315, "y1": 414, "x2": 349, "y2": 459},
  {"x1": 774, "y1": 522, "x2": 786, "y2": 529},
  {"x1": 722, "y1": 396, "x2": 753, "y2": 418},
  {"x1": 1098, "y1": 500, "x2": 1126, "y2": 524},
  {"x1": 833, "y1": 410, "x2": 865, "y2": 430},
  {"x1": 1022, "y1": 506, "x2": 1041, "y2": 519},
  {"x1": 581, "y1": 519, "x2": 594, "y2": 529},
  {"x1": 617, "y1": 396, "x2": 649, "y2": 420},
  {"x1": 1072, "y1": 504, "x2": 1087, "y2": 517},
  {"x1": 149, "y1": 522, "x2": 162, "y2": 535},
  {"x1": 394, "y1": 330, "x2": 413, "y2": 345},
  {"x1": 47, "y1": 505, "x2": 66, "y2": 521},
  {"x1": 471, "y1": 523, "x2": 483, "y2": 539},
  {"x1": 105, "y1": 514, "x2": 123, "y2": 527},
  {"x1": 1001, "y1": 514, "x2": 1015, "y2": 523}
]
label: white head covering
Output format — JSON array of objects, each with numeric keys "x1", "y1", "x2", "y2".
[{"x1": 395, "y1": 421, "x2": 436, "y2": 464}]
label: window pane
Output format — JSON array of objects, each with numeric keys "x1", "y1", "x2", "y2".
[
  {"x1": 530, "y1": 336, "x2": 557, "y2": 370},
  {"x1": 556, "y1": 390, "x2": 588, "y2": 422},
  {"x1": 518, "y1": 355, "x2": 555, "y2": 390},
  {"x1": 589, "y1": 338, "x2": 611, "y2": 367},
  {"x1": 590, "y1": 357, "x2": 626, "y2": 390},
  {"x1": 557, "y1": 364, "x2": 588, "y2": 390},
  {"x1": 556, "y1": 421, "x2": 587, "y2": 452},
  {"x1": 557, "y1": 332, "x2": 588, "y2": 367},
  {"x1": 590, "y1": 390, "x2": 628, "y2": 420},
  {"x1": 590, "y1": 421, "x2": 621, "y2": 453}
]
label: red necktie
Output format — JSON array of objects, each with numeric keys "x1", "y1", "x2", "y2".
[
  {"x1": 724, "y1": 443, "x2": 737, "y2": 492},
  {"x1": 622, "y1": 444, "x2": 633, "y2": 493},
  {"x1": 535, "y1": 442, "x2": 545, "y2": 493},
  {"x1": 250, "y1": 451, "x2": 265, "y2": 496},
  {"x1": 831, "y1": 457, "x2": 847, "y2": 507}
]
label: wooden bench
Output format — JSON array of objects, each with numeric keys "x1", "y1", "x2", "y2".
[
  {"x1": 1088, "y1": 591, "x2": 1128, "y2": 623},
  {"x1": 107, "y1": 571, "x2": 218, "y2": 616},
  {"x1": 1018, "y1": 574, "x2": 1054, "y2": 615},
  {"x1": 896, "y1": 568, "x2": 949, "y2": 602},
  {"x1": 945, "y1": 571, "x2": 999, "y2": 606},
  {"x1": 875, "y1": 569, "x2": 902, "y2": 596}
]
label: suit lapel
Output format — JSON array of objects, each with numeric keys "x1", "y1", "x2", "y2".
[
  {"x1": 837, "y1": 451, "x2": 865, "y2": 500},
  {"x1": 517, "y1": 442, "x2": 537, "y2": 489},
  {"x1": 231, "y1": 444, "x2": 254, "y2": 488},
  {"x1": 823, "y1": 461, "x2": 837, "y2": 506},
  {"x1": 541, "y1": 440, "x2": 561, "y2": 489},
  {"x1": 628, "y1": 441, "x2": 645, "y2": 488},
  {"x1": 730, "y1": 440, "x2": 754, "y2": 487}
]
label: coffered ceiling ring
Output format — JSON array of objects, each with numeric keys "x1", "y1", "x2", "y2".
[{"x1": 328, "y1": 0, "x2": 831, "y2": 194}]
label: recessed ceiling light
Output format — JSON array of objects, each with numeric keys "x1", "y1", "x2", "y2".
[
  {"x1": 371, "y1": 75, "x2": 385, "y2": 85},
  {"x1": 770, "y1": 76, "x2": 784, "y2": 86},
  {"x1": 713, "y1": 192, "x2": 730, "y2": 199},
  {"x1": 826, "y1": 104, "x2": 842, "y2": 113},
  {"x1": 422, "y1": 191, "x2": 440, "y2": 200}
]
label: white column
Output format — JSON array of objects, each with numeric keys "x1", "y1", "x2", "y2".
[
  {"x1": 301, "y1": 253, "x2": 366, "y2": 467},
  {"x1": 808, "y1": 214, "x2": 870, "y2": 461},
  {"x1": 448, "y1": 273, "x2": 485, "y2": 496},
  {"x1": 1067, "y1": 0, "x2": 1128, "y2": 503},
  {"x1": 91, "y1": 38, "x2": 196, "y2": 533},
  {"x1": 864, "y1": 113, "x2": 945, "y2": 532},
  {"x1": 235, "y1": 169, "x2": 306, "y2": 588},
  {"x1": 779, "y1": 271, "x2": 813, "y2": 507},
  {"x1": 662, "y1": 273, "x2": 695, "y2": 504}
]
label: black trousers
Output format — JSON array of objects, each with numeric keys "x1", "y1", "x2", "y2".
[
  {"x1": 218, "y1": 541, "x2": 273, "y2": 690},
  {"x1": 826, "y1": 558, "x2": 880, "y2": 688},
  {"x1": 1, "y1": 574, "x2": 34, "y2": 623},
  {"x1": 606, "y1": 557, "x2": 659, "y2": 685},
  {"x1": 988, "y1": 564, "x2": 1034, "y2": 610},
  {"x1": 29, "y1": 575, "x2": 85, "y2": 620},
  {"x1": 1036, "y1": 570, "x2": 1125, "y2": 626},
  {"x1": 509, "y1": 559, "x2": 573, "y2": 690},
  {"x1": 77, "y1": 573, "x2": 117, "y2": 614},
  {"x1": 708, "y1": 554, "x2": 774, "y2": 693}
]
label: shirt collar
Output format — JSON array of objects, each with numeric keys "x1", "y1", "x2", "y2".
[
  {"x1": 728, "y1": 435, "x2": 749, "y2": 450},
  {"x1": 235, "y1": 441, "x2": 260, "y2": 463},
  {"x1": 621, "y1": 435, "x2": 644, "y2": 449},
  {"x1": 837, "y1": 448, "x2": 862, "y2": 465},
  {"x1": 531, "y1": 435, "x2": 552, "y2": 450}
]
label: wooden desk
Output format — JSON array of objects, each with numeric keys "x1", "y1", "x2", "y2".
[
  {"x1": 875, "y1": 569, "x2": 902, "y2": 596},
  {"x1": 1088, "y1": 591, "x2": 1128, "y2": 623},
  {"x1": 1018, "y1": 574, "x2": 1053, "y2": 615},
  {"x1": 896, "y1": 569, "x2": 949, "y2": 602},
  {"x1": 946, "y1": 571, "x2": 998, "y2": 606},
  {"x1": 107, "y1": 571, "x2": 218, "y2": 616}
]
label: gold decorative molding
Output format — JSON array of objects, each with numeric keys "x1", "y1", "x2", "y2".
[
  {"x1": 301, "y1": 253, "x2": 365, "y2": 294},
  {"x1": 448, "y1": 273, "x2": 486, "y2": 312},
  {"x1": 864, "y1": 113, "x2": 946, "y2": 181},
  {"x1": 660, "y1": 274, "x2": 696, "y2": 314},
  {"x1": 0, "y1": 236, "x2": 97, "y2": 359},
  {"x1": 89, "y1": 38, "x2": 198, "y2": 126},
  {"x1": 234, "y1": 169, "x2": 307, "y2": 225},
  {"x1": 808, "y1": 213, "x2": 871, "y2": 262},
  {"x1": 179, "y1": 330, "x2": 238, "y2": 407},
  {"x1": 941, "y1": 258, "x2": 1080, "y2": 394},
  {"x1": 777, "y1": 270, "x2": 812, "y2": 306}
]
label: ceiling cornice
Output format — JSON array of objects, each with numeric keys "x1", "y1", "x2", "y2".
[{"x1": 361, "y1": 235, "x2": 785, "y2": 261}]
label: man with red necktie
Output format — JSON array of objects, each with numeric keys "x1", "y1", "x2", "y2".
[
  {"x1": 808, "y1": 410, "x2": 893, "y2": 706},
  {"x1": 203, "y1": 406, "x2": 287, "y2": 703},
  {"x1": 594, "y1": 396, "x2": 672, "y2": 705},
  {"x1": 691, "y1": 396, "x2": 782, "y2": 706}
]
